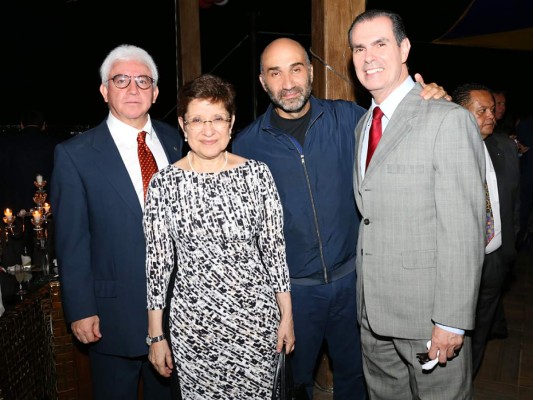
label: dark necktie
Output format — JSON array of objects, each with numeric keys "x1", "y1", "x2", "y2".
[
  {"x1": 366, "y1": 106, "x2": 384, "y2": 169},
  {"x1": 485, "y1": 182, "x2": 495, "y2": 245},
  {"x1": 137, "y1": 131, "x2": 158, "y2": 200}
]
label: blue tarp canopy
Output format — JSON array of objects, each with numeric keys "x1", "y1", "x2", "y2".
[{"x1": 432, "y1": 0, "x2": 533, "y2": 51}]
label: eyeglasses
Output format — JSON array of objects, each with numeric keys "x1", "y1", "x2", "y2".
[
  {"x1": 183, "y1": 116, "x2": 231, "y2": 132},
  {"x1": 107, "y1": 74, "x2": 155, "y2": 90}
]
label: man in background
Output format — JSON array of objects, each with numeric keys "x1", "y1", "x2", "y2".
[
  {"x1": 453, "y1": 83, "x2": 520, "y2": 377},
  {"x1": 492, "y1": 89, "x2": 514, "y2": 136},
  {"x1": 492, "y1": 89, "x2": 529, "y2": 158}
]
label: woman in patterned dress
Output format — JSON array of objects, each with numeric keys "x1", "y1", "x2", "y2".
[{"x1": 144, "y1": 74, "x2": 294, "y2": 399}]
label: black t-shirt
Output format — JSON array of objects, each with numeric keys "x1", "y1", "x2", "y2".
[{"x1": 270, "y1": 107, "x2": 312, "y2": 147}]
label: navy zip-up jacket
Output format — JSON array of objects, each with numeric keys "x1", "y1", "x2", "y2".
[{"x1": 233, "y1": 96, "x2": 366, "y2": 284}]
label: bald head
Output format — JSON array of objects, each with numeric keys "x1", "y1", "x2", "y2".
[
  {"x1": 260, "y1": 38, "x2": 311, "y2": 74},
  {"x1": 258, "y1": 38, "x2": 313, "y2": 119}
]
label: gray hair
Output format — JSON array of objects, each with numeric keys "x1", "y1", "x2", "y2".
[{"x1": 99, "y1": 44, "x2": 159, "y2": 87}]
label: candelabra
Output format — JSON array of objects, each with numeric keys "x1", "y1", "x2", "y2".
[
  {"x1": 1, "y1": 174, "x2": 53, "y2": 275},
  {"x1": 33, "y1": 174, "x2": 48, "y2": 212},
  {"x1": 30, "y1": 174, "x2": 51, "y2": 275},
  {"x1": 32, "y1": 208, "x2": 50, "y2": 275},
  {"x1": 2, "y1": 208, "x2": 16, "y2": 242}
]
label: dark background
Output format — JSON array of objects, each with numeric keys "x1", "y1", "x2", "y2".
[{"x1": 1, "y1": 0, "x2": 532, "y2": 133}]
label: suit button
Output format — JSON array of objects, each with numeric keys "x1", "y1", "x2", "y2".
[{"x1": 364, "y1": 218, "x2": 370, "y2": 225}]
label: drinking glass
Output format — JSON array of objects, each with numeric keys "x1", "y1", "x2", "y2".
[
  {"x1": 21, "y1": 247, "x2": 32, "y2": 271},
  {"x1": 14, "y1": 265, "x2": 27, "y2": 295}
]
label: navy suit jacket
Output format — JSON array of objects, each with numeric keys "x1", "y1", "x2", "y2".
[{"x1": 51, "y1": 119, "x2": 183, "y2": 357}]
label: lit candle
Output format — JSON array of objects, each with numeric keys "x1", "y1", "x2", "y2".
[
  {"x1": 43, "y1": 203, "x2": 50, "y2": 213},
  {"x1": 36, "y1": 174, "x2": 43, "y2": 184},
  {"x1": 4, "y1": 208, "x2": 12, "y2": 217},
  {"x1": 33, "y1": 210, "x2": 42, "y2": 222}
]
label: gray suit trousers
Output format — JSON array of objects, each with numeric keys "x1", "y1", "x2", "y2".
[{"x1": 360, "y1": 305, "x2": 473, "y2": 400}]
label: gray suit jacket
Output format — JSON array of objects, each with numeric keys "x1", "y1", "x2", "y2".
[{"x1": 353, "y1": 83, "x2": 486, "y2": 339}]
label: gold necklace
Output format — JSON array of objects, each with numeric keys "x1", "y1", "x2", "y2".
[{"x1": 187, "y1": 151, "x2": 228, "y2": 174}]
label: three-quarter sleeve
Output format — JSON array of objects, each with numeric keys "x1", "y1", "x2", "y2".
[
  {"x1": 143, "y1": 173, "x2": 175, "y2": 310},
  {"x1": 256, "y1": 164, "x2": 291, "y2": 293}
]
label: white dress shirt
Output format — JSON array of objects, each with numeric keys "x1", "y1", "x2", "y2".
[
  {"x1": 360, "y1": 76, "x2": 415, "y2": 179},
  {"x1": 106, "y1": 113, "x2": 169, "y2": 208}
]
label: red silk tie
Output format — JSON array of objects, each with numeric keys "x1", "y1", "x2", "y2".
[
  {"x1": 137, "y1": 131, "x2": 158, "y2": 200},
  {"x1": 366, "y1": 106, "x2": 384, "y2": 169}
]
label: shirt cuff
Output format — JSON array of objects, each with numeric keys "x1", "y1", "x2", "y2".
[{"x1": 435, "y1": 323, "x2": 465, "y2": 335}]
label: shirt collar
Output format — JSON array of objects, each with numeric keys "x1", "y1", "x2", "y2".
[
  {"x1": 106, "y1": 112, "x2": 153, "y2": 138},
  {"x1": 370, "y1": 76, "x2": 415, "y2": 120}
]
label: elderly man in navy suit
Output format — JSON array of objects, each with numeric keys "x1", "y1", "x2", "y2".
[{"x1": 51, "y1": 45, "x2": 183, "y2": 399}]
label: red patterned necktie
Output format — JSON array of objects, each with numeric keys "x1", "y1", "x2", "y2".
[
  {"x1": 366, "y1": 106, "x2": 384, "y2": 169},
  {"x1": 137, "y1": 131, "x2": 158, "y2": 200},
  {"x1": 485, "y1": 183, "x2": 495, "y2": 245}
]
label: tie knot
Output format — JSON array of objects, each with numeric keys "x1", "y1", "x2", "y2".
[
  {"x1": 372, "y1": 106, "x2": 384, "y2": 120},
  {"x1": 137, "y1": 130, "x2": 147, "y2": 145}
]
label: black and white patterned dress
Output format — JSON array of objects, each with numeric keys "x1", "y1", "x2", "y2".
[{"x1": 144, "y1": 159, "x2": 290, "y2": 399}]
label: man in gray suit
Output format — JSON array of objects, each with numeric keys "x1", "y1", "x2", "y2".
[{"x1": 348, "y1": 10, "x2": 486, "y2": 399}]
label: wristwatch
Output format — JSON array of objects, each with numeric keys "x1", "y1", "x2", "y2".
[{"x1": 145, "y1": 334, "x2": 165, "y2": 346}]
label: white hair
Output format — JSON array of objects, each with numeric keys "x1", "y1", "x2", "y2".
[{"x1": 99, "y1": 44, "x2": 159, "y2": 87}]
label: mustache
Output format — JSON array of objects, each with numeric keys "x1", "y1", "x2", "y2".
[{"x1": 280, "y1": 87, "x2": 303, "y2": 97}]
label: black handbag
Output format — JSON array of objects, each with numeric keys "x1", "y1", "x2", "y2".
[
  {"x1": 272, "y1": 348, "x2": 310, "y2": 400},
  {"x1": 164, "y1": 249, "x2": 182, "y2": 399}
]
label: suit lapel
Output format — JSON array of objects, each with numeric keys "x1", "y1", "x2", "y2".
[
  {"x1": 153, "y1": 120, "x2": 182, "y2": 164},
  {"x1": 91, "y1": 122, "x2": 143, "y2": 219},
  {"x1": 485, "y1": 136, "x2": 505, "y2": 199},
  {"x1": 485, "y1": 137, "x2": 504, "y2": 175},
  {"x1": 363, "y1": 88, "x2": 422, "y2": 182},
  {"x1": 355, "y1": 113, "x2": 370, "y2": 197}
]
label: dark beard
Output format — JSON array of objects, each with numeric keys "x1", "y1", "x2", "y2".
[{"x1": 265, "y1": 81, "x2": 312, "y2": 115}]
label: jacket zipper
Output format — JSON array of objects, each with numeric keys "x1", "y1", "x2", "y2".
[
  {"x1": 280, "y1": 115, "x2": 329, "y2": 284},
  {"x1": 298, "y1": 152, "x2": 329, "y2": 284}
]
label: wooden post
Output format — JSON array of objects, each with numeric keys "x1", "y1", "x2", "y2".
[
  {"x1": 174, "y1": 0, "x2": 202, "y2": 92},
  {"x1": 311, "y1": 0, "x2": 365, "y2": 102}
]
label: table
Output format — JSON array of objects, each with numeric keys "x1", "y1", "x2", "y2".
[
  {"x1": 0, "y1": 279, "x2": 55, "y2": 399},
  {"x1": 0, "y1": 278, "x2": 91, "y2": 400}
]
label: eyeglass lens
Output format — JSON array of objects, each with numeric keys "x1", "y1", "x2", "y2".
[
  {"x1": 110, "y1": 75, "x2": 154, "y2": 90},
  {"x1": 186, "y1": 117, "x2": 230, "y2": 131}
]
